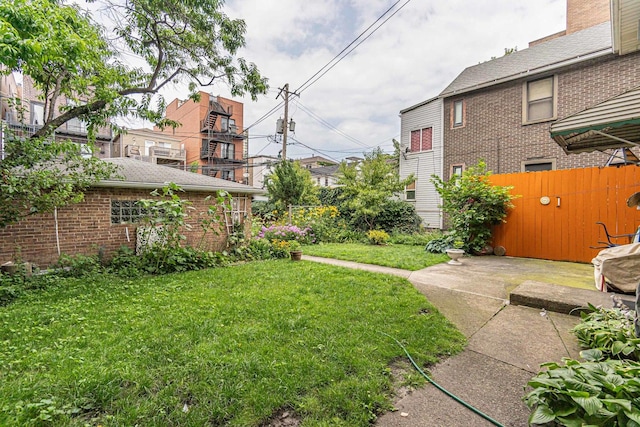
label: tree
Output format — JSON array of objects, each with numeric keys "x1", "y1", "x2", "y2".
[
  {"x1": 265, "y1": 161, "x2": 318, "y2": 213},
  {"x1": 0, "y1": 0, "x2": 268, "y2": 227},
  {"x1": 337, "y1": 147, "x2": 413, "y2": 230},
  {"x1": 0, "y1": 0, "x2": 269, "y2": 137},
  {"x1": 431, "y1": 161, "x2": 516, "y2": 253}
]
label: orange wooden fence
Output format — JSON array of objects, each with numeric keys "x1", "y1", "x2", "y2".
[{"x1": 489, "y1": 166, "x2": 640, "y2": 263}]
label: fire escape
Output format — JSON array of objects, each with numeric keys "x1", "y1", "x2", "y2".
[{"x1": 200, "y1": 100, "x2": 245, "y2": 180}]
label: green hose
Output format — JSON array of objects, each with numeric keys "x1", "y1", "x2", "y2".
[{"x1": 381, "y1": 332, "x2": 506, "y2": 427}]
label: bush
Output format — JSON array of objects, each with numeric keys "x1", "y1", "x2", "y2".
[
  {"x1": 524, "y1": 359, "x2": 640, "y2": 426},
  {"x1": 425, "y1": 235, "x2": 456, "y2": 254},
  {"x1": 53, "y1": 253, "x2": 103, "y2": 277},
  {"x1": 367, "y1": 230, "x2": 389, "y2": 245},
  {"x1": 572, "y1": 304, "x2": 640, "y2": 361},
  {"x1": 389, "y1": 230, "x2": 443, "y2": 246},
  {"x1": 431, "y1": 160, "x2": 515, "y2": 253}
]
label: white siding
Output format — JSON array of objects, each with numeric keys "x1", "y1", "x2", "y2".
[{"x1": 399, "y1": 98, "x2": 443, "y2": 229}]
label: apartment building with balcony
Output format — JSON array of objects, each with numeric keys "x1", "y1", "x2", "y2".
[
  {"x1": 114, "y1": 128, "x2": 185, "y2": 169},
  {"x1": 1, "y1": 74, "x2": 112, "y2": 157},
  {"x1": 158, "y1": 93, "x2": 246, "y2": 183}
]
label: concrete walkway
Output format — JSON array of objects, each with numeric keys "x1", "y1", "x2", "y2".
[{"x1": 302, "y1": 255, "x2": 615, "y2": 427}]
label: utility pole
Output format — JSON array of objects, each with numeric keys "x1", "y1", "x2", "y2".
[{"x1": 276, "y1": 83, "x2": 290, "y2": 160}]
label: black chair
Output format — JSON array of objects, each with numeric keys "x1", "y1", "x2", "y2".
[{"x1": 591, "y1": 222, "x2": 639, "y2": 249}]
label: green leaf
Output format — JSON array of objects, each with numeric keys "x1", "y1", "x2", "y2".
[
  {"x1": 528, "y1": 404, "x2": 556, "y2": 424},
  {"x1": 571, "y1": 396, "x2": 603, "y2": 416}
]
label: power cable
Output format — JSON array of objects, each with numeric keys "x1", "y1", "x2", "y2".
[{"x1": 295, "y1": 0, "x2": 412, "y2": 94}]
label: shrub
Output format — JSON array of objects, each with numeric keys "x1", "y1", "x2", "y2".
[
  {"x1": 431, "y1": 160, "x2": 515, "y2": 253},
  {"x1": 572, "y1": 304, "x2": 640, "y2": 361},
  {"x1": 52, "y1": 253, "x2": 103, "y2": 277},
  {"x1": 389, "y1": 230, "x2": 443, "y2": 246},
  {"x1": 367, "y1": 230, "x2": 389, "y2": 245},
  {"x1": 425, "y1": 235, "x2": 456, "y2": 254},
  {"x1": 524, "y1": 359, "x2": 640, "y2": 426}
]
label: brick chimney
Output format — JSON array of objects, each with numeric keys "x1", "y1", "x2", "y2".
[{"x1": 566, "y1": 0, "x2": 610, "y2": 34}]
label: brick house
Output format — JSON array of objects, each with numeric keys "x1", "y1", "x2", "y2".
[
  {"x1": 158, "y1": 93, "x2": 247, "y2": 183},
  {"x1": 0, "y1": 158, "x2": 265, "y2": 268},
  {"x1": 401, "y1": 0, "x2": 640, "y2": 228}
]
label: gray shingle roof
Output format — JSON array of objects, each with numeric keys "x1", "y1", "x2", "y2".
[
  {"x1": 97, "y1": 157, "x2": 265, "y2": 194},
  {"x1": 440, "y1": 22, "x2": 612, "y2": 97}
]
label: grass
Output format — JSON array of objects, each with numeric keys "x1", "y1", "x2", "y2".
[
  {"x1": 0, "y1": 260, "x2": 465, "y2": 426},
  {"x1": 302, "y1": 243, "x2": 449, "y2": 271}
]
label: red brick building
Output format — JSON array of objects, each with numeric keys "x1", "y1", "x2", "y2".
[
  {"x1": 158, "y1": 93, "x2": 247, "y2": 183},
  {"x1": 0, "y1": 158, "x2": 264, "y2": 268}
]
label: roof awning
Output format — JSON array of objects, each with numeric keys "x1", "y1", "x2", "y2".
[{"x1": 551, "y1": 86, "x2": 640, "y2": 154}]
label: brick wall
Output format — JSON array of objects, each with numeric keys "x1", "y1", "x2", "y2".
[
  {"x1": 0, "y1": 188, "x2": 248, "y2": 268},
  {"x1": 443, "y1": 51, "x2": 640, "y2": 178}
]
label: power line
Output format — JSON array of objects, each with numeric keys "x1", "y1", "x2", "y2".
[{"x1": 295, "y1": 0, "x2": 412, "y2": 94}]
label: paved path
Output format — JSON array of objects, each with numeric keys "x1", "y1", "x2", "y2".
[{"x1": 303, "y1": 255, "x2": 600, "y2": 427}]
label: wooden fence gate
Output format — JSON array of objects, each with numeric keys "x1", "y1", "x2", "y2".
[{"x1": 489, "y1": 165, "x2": 640, "y2": 263}]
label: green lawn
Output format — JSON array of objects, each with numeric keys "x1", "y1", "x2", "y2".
[
  {"x1": 0, "y1": 260, "x2": 465, "y2": 426},
  {"x1": 303, "y1": 243, "x2": 449, "y2": 271}
]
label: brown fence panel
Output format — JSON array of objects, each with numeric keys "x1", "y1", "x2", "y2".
[{"x1": 489, "y1": 166, "x2": 640, "y2": 263}]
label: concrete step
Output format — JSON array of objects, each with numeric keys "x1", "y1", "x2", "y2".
[{"x1": 510, "y1": 280, "x2": 634, "y2": 315}]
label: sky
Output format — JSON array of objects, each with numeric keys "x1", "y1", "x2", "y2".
[{"x1": 165, "y1": 0, "x2": 567, "y2": 162}]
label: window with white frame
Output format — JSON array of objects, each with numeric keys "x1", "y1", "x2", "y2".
[
  {"x1": 405, "y1": 181, "x2": 416, "y2": 201},
  {"x1": 453, "y1": 100, "x2": 464, "y2": 128},
  {"x1": 31, "y1": 102, "x2": 44, "y2": 125},
  {"x1": 410, "y1": 127, "x2": 433, "y2": 152},
  {"x1": 524, "y1": 76, "x2": 556, "y2": 123},
  {"x1": 451, "y1": 163, "x2": 465, "y2": 178}
]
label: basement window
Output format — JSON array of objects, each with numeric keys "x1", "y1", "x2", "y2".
[{"x1": 111, "y1": 200, "x2": 145, "y2": 224}]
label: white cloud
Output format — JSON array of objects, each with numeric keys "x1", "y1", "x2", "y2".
[{"x1": 165, "y1": 0, "x2": 567, "y2": 160}]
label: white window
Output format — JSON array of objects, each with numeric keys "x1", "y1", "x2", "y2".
[
  {"x1": 31, "y1": 102, "x2": 44, "y2": 125},
  {"x1": 144, "y1": 140, "x2": 155, "y2": 156},
  {"x1": 405, "y1": 181, "x2": 416, "y2": 201},
  {"x1": 451, "y1": 164, "x2": 465, "y2": 178},
  {"x1": 453, "y1": 100, "x2": 464, "y2": 127},
  {"x1": 524, "y1": 76, "x2": 556, "y2": 123}
]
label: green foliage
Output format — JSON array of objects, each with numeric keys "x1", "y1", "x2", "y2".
[
  {"x1": 388, "y1": 231, "x2": 444, "y2": 246},
  {"x1": 367, "y1": 230, "x2": 389, "y2": 245},
  {"x1": 198, "y1": 191, "x2": 232, "y2": 250},
  {"x1": 0, "y1": 135, "x2": 119, "y2": 227},
  {"x1": 572, "y1": 304, "x2": 640, "y2": 361},
  {"x1": 338, "y1": 148, "x2": 414, "y2": 230},
  {"x1": 0, "y1": 0, "x2": 267, "y2": 226},
  {"x1": 524, "y1": 359, "x2": 640, "y2": 427},
  {"x1": 425, "y1": 235, "x2": 456, "y2": 254},
  {"x1": 53, "y1": 253, "x2": 103, "y2": 278},
  {"x1": 356, "y1": 200, "x2": 422, "y2": 234},
  {"x1": 0, "y1": 262, "x2": 465, "y2": 426},
  {"x1": 265, "y1": 160, "x2": 319, "y2": 212},
  {"x1": 431, "y1": 160, "x2": 515, "y2": 253}
]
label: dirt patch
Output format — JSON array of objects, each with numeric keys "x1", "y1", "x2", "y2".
[
  {"x1": 388, "y1": 359, "x2": 420, "y2": 403},
  {"x1": 262, "y1": 408, "x2": 301, "y2": 427}
]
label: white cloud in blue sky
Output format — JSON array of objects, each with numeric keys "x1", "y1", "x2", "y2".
[{"x1": 165, "y1": 0, "x2": 567, "y2": 161}]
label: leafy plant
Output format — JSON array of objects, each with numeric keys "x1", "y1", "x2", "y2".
[
  {"x1": 367, "y1": 230, "x2": 389, "y2": 245},
  {"x1": 257, "y1": 224, "x2": 315, "y2": 244},
  {"x1": 338, "y1": 148, "x2": 414, "y2": 231},
  {"x1": 524, "y1": 358, "x2": 640, "y2": 426},
  {"x1": 431, "y1": 160, "x2": 516, "y2": 253},
  {"x1": 52, "y1": 253, "x2": 103, "y2": 278},
  {"x1": 572, "y1": 304, "x2": 640, "y2": 361},
  {"x1": 265, "y1": 160, "x2": 319, "y2": 212},
  {"x1": 425, "y1": 235, "x2": 455, "y2": 254}
]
